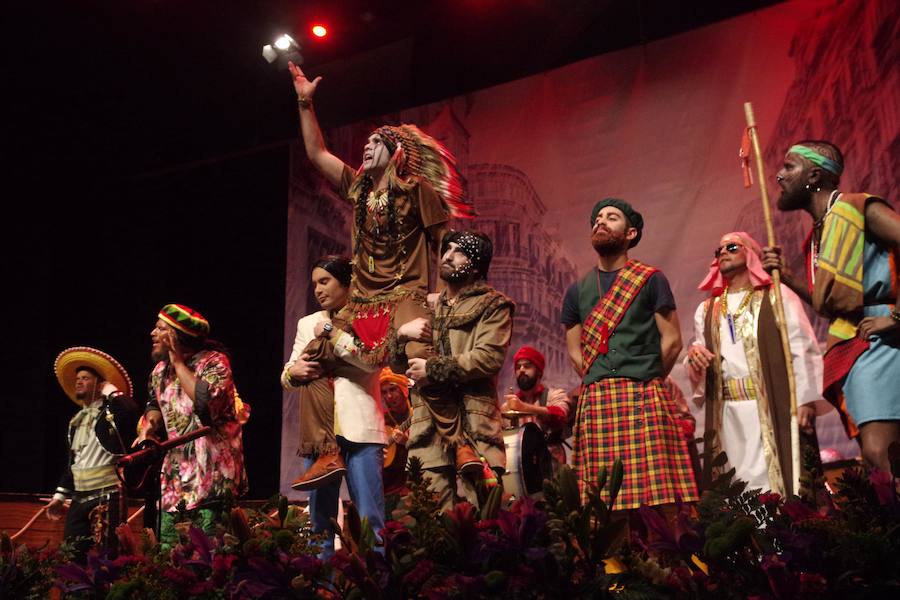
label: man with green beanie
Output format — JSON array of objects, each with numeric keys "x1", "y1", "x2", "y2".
[{"x1": 561, "y1": 199, "x2": 698, "y2": 523}]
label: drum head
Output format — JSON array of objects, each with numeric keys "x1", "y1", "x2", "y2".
[{"x1": 518, "y1": 423, "x2": 553, "y2": 495}]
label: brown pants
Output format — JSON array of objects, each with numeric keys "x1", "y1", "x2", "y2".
[{"x1": 297, "y1": 338, "x2": 339, "y2": 457}]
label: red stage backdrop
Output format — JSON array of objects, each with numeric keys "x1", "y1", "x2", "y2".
[{"x1": 281, "y1": 0, "x2": 899, "y2": 495}]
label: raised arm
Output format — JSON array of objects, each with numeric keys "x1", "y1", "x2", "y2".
[{"x1": 289, "y1": 61, "x2": 346, "y2": 188}]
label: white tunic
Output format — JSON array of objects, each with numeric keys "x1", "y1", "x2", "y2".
[{"x1": 688, "y1": 284, "x2": 828, "y2": 491}]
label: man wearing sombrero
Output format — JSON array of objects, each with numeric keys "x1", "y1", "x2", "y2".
[
  {"x1": 140, "y1": 304, "x2": 247, "y2": 548},
  {"x1": 47, "y1": 346, "x2": 138, "y2": 559}
]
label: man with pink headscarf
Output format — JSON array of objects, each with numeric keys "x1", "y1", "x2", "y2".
[{"x1": 685, "y1": 232, "x2": 830, "y2": 496}]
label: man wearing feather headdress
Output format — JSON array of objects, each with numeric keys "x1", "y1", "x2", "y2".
[
  {"x1": 288, "y1": 63, "x2": 473, "y2": 491},
  {"x1": 290, "y1": 61, "x2": 472, "y2": 366}
]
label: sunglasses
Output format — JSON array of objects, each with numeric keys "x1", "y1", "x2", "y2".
[{"x1": 714, "y1": 242, "x2": 743, "y2": 258}]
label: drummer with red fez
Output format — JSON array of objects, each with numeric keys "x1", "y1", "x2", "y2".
[
  {"x1": 139, "y1": 304, "x2": 247, "y2": 549},
  {"x1": 47, "y1": 347, "x2": 139, "y2": 560},
  {"x1": 501, "y1": 346, "x2": 571, "y2": 428},
  {"x1": 500, "y1": 346, "x2": 572, "y2": 464}
]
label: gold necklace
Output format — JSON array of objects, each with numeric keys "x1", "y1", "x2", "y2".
[{"x1": 720, "y1": 284, "x2": 754, "y2": 343}]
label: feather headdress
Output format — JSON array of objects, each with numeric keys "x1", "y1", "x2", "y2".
[{"x1": 368, "y1": 124, "x2": 474, "y2": 219}]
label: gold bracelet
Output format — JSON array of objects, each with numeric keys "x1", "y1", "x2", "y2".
[
  {"x1": 890, "y1": 307, "x2": 900, "y2": 322},
  {"x1": 297, "y1": 96, "x2": 312, "y2": 109}
]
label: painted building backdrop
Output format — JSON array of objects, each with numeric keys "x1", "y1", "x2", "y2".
[{"x1": 281, "y1": 0, "x2": 899, "y2": 495}]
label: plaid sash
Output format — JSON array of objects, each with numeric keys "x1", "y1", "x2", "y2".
[{"x1": 580, "y1": 260, "x2": 657, "y2": 374}]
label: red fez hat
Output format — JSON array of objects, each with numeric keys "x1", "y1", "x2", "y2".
[{"x1": 513, "y1": 346, "x2": 545, "y2": 374}]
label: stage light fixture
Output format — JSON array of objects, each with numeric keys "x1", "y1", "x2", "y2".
[
  {"x1": 262, "y1": 33, "x2": 302, "y2": 66},
  {"x1": 274, "y1": 34, "x2": 295, "y2": 50},
  {"x1": 312, "y1": 24, "x2": 327, "y2": 38}
]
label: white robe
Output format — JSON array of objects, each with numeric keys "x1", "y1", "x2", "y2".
[{"x1": 687, "y1": 284, "x2": 829, "y2": 492}]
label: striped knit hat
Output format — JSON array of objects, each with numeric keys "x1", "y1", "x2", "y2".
[{"x1": 158, "y1": 304, "x2": 210, "y2": 338}]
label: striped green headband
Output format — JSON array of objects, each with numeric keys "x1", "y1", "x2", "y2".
[{"x1": 787, "y1": 145, "x2": 843, "y2": 176}]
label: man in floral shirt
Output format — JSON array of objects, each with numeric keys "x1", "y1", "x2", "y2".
[{"x1": 141, "y1": 304, "x2": 247, "y2": 547}]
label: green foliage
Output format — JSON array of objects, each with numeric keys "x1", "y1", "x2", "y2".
[{"x1": 16, "y1": 454, "x2": 900, "y2": 599}]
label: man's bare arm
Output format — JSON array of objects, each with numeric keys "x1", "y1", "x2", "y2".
[
  {"x1": 761, "y1": 245, "x2": 811, "y2": 304},
  {"x1": 289, "y1": 61, "x2": 346, "y2": 188},
  {"x1": 565, "y1": 324, "x2": 583, "y2": 376},
  {"x1": 654, "y1": 309, "x2": 683, "y2": 376}
]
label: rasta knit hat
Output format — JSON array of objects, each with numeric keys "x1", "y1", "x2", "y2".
[
  {"x1": 590, "y1": 198, "x2": 644, "y2": 248},
  {"x1": 158, "y1": 304, "x2": 210, "y2": 338}
]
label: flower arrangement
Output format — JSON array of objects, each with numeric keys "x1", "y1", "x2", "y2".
[{"x1": 4, "y1": 445, "x2": 898, "y2": 599}]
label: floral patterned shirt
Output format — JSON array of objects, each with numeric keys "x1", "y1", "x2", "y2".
[{"x1": 148, "y1": 350, "x2": 247, "y2": 511}]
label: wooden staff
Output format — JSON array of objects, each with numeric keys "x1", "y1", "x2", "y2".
[{"x1": 743, "y1": 102, "x2": 800, "y2": 495}]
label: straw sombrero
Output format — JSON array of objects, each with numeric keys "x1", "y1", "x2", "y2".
[{"x1": 54, "y1": 346, "x2": 134, "y2": 405}]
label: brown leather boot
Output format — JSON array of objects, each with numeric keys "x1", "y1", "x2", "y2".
[
  {"x1": 291, "y1": 453, "x2": 347, "y2": 491},
  {"x1": 455, "y1": 444, "x2": 482, "y2": 477}
]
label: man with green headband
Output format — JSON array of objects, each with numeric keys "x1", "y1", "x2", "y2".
[
  {"x1": 561, "y1": 198, "x2": 698, "y2": 526},
  {"x1": 763, "y1": 139, "x2": 900, "y2": 475}
]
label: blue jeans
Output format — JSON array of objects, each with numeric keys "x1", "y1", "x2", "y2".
[{"x1": 305, "y1": 437, "x2": 385, "y2": 557}]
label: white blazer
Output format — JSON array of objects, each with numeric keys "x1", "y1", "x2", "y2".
[{"x1": 283, "y1": 310, "x2": 387, "y2": 445}]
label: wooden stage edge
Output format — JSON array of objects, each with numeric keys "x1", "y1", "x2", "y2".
[{"x1": 0, "y1": 493, "x2": 297, "y2": 550}]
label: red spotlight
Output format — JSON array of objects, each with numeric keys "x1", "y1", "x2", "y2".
[{"x1": 311, "y1": 24, "x2": 327, "y2": 38}]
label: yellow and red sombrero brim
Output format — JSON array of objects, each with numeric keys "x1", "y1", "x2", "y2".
[{"x1": 54, "y1": 346, "x2": 134, "y2": 405}]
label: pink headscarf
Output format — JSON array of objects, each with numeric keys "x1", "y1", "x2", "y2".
[{"x1": 697, "y1": 231, "x2": 772, "y2": 296}]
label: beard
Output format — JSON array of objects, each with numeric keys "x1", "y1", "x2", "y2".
[
  {"x1": 151, "y1": 348, "x2": 168, "y2": 363},
  {"x1": 439, "y1": 261, "x2": 475, "y2": 283},
  {"x1": 75, "y1": 391, "x2": 88, "y2": 400},
  {"x1": 591, "y1": 227, "x2": 629, "y2": 256},
  {"x1": 516, "y1": 373, "x2": 538, "y2": 391},
  {"x1": 776, "y1": 183, "x2": 811, "y2": 212}
]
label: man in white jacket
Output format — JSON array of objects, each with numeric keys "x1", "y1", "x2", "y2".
[{"x1": 282, "y1": 255, "x2": 387, "y2": 555}]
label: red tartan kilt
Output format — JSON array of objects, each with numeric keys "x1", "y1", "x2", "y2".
[{"x1": 572, "y1": 377, "x2": 698, "y2": 510}]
